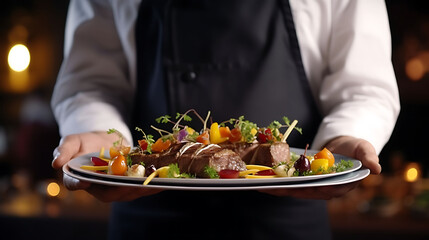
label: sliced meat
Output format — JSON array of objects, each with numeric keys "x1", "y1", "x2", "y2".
[
  {"x1": 187, "y1": 145, "x2": 247, "y2": 178},
  {"x1": 249, "y1": 142, "x2": 290, "y2": 167},
  {"x1": 129, "y1": 142, "x2": 185, "y2": 168},
  {"x1": 176, "y1": 142, "x2": 204, "y2": 174},
  {"x1": 130, "y1": 142, "x2": 247, "y2": 178},
  {"x1": 219, "y1": 142, "x2": 259, "y2": 164}
]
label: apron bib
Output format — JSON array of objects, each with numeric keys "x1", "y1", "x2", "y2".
[
  {"x1": 113, "y1": 1, "x2": 330, "y2": 239},
  {"x1": 132, "y1": 0, "x2": 321, "y2": 147}
]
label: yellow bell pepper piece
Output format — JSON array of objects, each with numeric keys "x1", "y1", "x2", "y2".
[
  {"x1": 143, "y1": 171, "x2": 158, "y2": 185},
  {"x1": 250, "y1": 128, "x2": 257, "y2": 136},
  {"x1": 186, "y1": 127, "x2": 195, "y2": 135},
  {"x1": 210, "y1": 122, "x2": 228, "y2": 144},
  {"x1": 80, "y1": 165, "x2": 109, "y2": 171},
  {"x1": 311, "y1": 158, "x2": 329, "y2": 174},
  {"x1": 246, "y1": 165, "x2": 273, "y2": 171},
  {"x1": 245, "y1": 175, "x2": 277, "y2": 179},
  {"x1": 239, "y1": 169, "x2": 259, "y2": 177},
  {"x1": 99, "y1": 147, "x2": 105, "y2": 158}
]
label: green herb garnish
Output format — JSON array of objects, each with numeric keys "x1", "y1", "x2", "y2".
[
  {"x1": 135, "y1": 127, "x2": 155, "y2": 154},
  {"x1": 333, "y1": 159, "x2": 353, "y2": 172},
  {"x1": 235, "y1": 116, "x2": 258, "y2": 143},
  {"x1": 126, "y1": 155, "x2": 133, "y2": 167},
  {"x1": 204, "y1": 166, "x2": 219, "y2": 179},
  {"x1": 282, "y1": 117, "x2": 302, "y2": 135},
  {"x1": 107, "y1": 128, "x2": 125, "y2": 147},
  {"x1": 155, "y1": 115, "x2": 172, "y2": 124},
  {"x1": 166, "y1": 163, "x2": 195, "y2": 178},
  {"x1": 167, "y1": 163, "x2": 181, "y2": 178}
]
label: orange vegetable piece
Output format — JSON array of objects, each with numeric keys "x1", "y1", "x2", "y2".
[
  {"x1": 109, "y1": 155, "x2": 127, "y2": 175},
  {"x1": 109, "y1": 145, "x2": 131, "y2": 159},
  {"x1": 219, "y1": 126, "x2": 231, "y2": 138},
  {"x1": 229, "y1": 128, "x2": 242, "y2": 142},
  {"x1": 196, "y1": 131, "x2": 210, "y2": 145},
  {"x1": 151, "y1": 138, "x2": 172, "y2": 153},
  {"x1": 314, "y1": 148, "x2": 335, "y2": 167}
]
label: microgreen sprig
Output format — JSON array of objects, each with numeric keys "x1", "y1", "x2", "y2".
[{"x1": 107, "y1": 128, "x2": 124, "y2": 147}]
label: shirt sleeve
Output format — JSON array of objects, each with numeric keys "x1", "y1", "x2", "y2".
[
  {"x1": 310, "y1": 0, "x2": 400, "y2": 153},
  {"x1": 51, "y1": 0, "x2": 134, "y2": 144}
]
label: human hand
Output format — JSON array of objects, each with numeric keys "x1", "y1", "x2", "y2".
[
  {"x1": 52, "y1": 132, "x2": 162, "y2": 202},
  {"x1": 323, "y1": 136, "x2": 381, "y2": 174},
  {"x1": 259, "y1": 136, "x2": 380, "y2": 199}
]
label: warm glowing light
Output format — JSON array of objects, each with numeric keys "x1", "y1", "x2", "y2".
[
  {"x1": 404, "y1": 163, "x2": 420, "y2": 183},
  {"x1": 405, "y1": 168, "x2": 418, "y2": 182},
  {"x1": 8, "y1": 44, "x2": 30, "y2": 72},
  {"x1": 405, "y1": 57, "x2": 425, "y2": 81},
  {"x1": 46, "y1": 182, "x2": 60, "y2": 197}
]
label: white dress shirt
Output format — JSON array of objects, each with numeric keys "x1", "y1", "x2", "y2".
[{"x1": 51, "y1": 0, "x2": 400, "y2": 153}]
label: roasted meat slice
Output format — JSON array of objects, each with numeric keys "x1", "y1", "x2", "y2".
[
  {"x1": 249, "y1": 142, "x2": 290, "y2": 167},
  {"x1": 130, "y1": 142, "x2": 247, "y2": 178},
  {"x1": 185, "y1": 145, "x2": 247, "y2": 178},
  {"x1": 176, "y1": 142, "x2": 205, "y2": 174},
  {"x1": 219, "y1": 142, "x2": 259, "y2": 164},
  {"x1": 129, "y1": 142, "x2": 186, "y2": 168}
]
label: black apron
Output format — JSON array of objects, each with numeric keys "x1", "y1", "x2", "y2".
[{"x1": 110, "y1": 1, "x2": 330, "y2": 239}]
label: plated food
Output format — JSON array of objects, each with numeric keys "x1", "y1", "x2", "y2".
[{"x1": 79, "y1": 110, "x2": 354, "y2": 185}]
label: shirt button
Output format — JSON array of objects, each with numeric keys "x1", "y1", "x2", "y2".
[{"x1": 181, "y1": 71, "x2": 197, "y2": 83}]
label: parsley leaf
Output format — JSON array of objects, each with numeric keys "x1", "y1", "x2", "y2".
[
  {"x1": 156, "y1": 115, "x2": 171, "y2": 124},
  {"x1": 126, "y1": 155, "x2": 133, "y2": 167},
  {"x1": 167, "y1": 163, "x2": 181, "y2": 178},
  {"x1": 204, "y1": 166, "x2": 219, "y2": 179},
  {"x1": 334, "y1": 159, "x2": 353, "y2": 172},
  {"x1": 166, "y1": 163, "x2": 195, "y2": 178}
]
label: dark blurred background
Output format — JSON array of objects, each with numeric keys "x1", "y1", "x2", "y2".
[{"x1": 0, "y1": 0, "x2": 428, "y2": 239}]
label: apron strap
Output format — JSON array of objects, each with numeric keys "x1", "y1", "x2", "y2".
[
  {"x1": 132, "y1": 0, "x2": 170, "y2": 137},
  {"x1": 279, "y1": 0, "x2": 309, "y2": 87}
]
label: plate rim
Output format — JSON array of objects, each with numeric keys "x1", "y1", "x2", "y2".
[
  {"x1": 63, "y1": 164, "x2": 370, "y2": 190},
  {"x1": 67, "y1": 147, "x2": 362, "y2": 186}
]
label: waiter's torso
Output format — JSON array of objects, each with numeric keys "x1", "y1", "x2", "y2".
[{"x1": 112, "y1": 1, "x2": 330, "y2": 239}]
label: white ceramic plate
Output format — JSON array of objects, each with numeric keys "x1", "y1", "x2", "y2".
[
  {"x1": 63, "y1": 164, "x2": 370, "y2": 190},
  {"x1": 67, "y1": 147, "x2": 362, "y2": 186}
]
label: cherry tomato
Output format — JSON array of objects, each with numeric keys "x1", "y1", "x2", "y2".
[
  {"x1": 314, "y1": 148, "x2": 335, "y2": 167},
  {"x1": 109, "y1": 145, "x2": 131, "y2": 159},
  {"x1": 138, "y1": 139, "x2": 148, "y2": 151},
  {"x1": 256, "y1": 169, "x2": 276, "y2": 176},
  {"x1": 91, "y1": 157, "x2": 108, "y2": 166},
  {"x1": 229, "y1": 128, "x2": 242, "y2": 142},
  {"x1": 219, "y1": 169, "x2": 240, "y2": 179},
  {"x1": 257, "y1": 128, "x2": 274, "y2": 143},
  {"x1": 196, "y1": 131, "x2": 210, "y2": 145},
  {"x1": 109, "y1": 155, "x2": 127, "y2": 175},
  {"x1": 151, "y1": 138, "x2": 172, "y2": 152}
]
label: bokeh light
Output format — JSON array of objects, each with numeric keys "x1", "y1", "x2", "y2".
[
  {"x1": 8, "y1": 44, "x2": 30, "y2": 72},
  {"x1": 404, "y1": 163, "x2": 420, "y2": 182},
  {"x1": 405, "y1": 57, "x2": 425, "y2": 81},
  {"x1": 46, "y1": 182, "x2": 60, "y2": 197}
]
